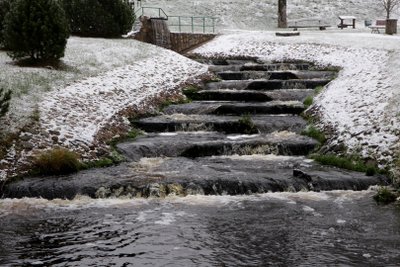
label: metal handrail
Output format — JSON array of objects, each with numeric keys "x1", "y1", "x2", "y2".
[
  {"x1": 168, "y1": 16, "x2": 216, "y2": 33},
  {"x1": 135, "y1": 7, "x2": 168, "y2": 19},
  {"x1": 134, "y1": 7, "x2": 216, "y2": 33}
]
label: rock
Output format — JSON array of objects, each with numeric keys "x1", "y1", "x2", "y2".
[
  {"x1": 293, "y1": 169, "x2": 312, "y2": 182},
  {"x1": 185, "y1": 182, "x2": 205, "y2": 195},
  {"x1": 95, "y1": 187, "x2": 111, "y2": 198},
  {"x1": 21, "y1": 141, "x2": 34, "y2": 150},
  {"x1": 167, "y1": 183, "x2": 185, "y2": 196},
  {"x1": 49, "y1": 130, "x2": 60, "y2": 136},
  {"x1": 146, "y1": 183, "x2": 167, "y2": 198},
  {"x1": 20, "y1": 134, "x2": 32, "y2": 141}
]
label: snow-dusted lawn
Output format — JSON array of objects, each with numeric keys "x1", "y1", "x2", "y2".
[
  {"x1": 2, "y1": 29, "x2": 400, "y2": 180},
  {"x1": 0, "y1": 37, "x2": 208, "y2": 180},
  {"x1": 193, "y1": 31, "x2": 400, "y2": 165},
  {"x1": 0, "y1": 37, "x2": 167, "y2": 132},
  {"x1": 144, "y1": 0, "x2": 387, "y2": 31}
]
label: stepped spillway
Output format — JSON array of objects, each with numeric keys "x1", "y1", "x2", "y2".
[{"x1": 2, "y1": 58, "x2": 388, "y2": 199}]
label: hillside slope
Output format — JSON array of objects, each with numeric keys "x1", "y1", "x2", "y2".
[{"x1": 143, "y1": 0, "x2": 393, "y2": 30}]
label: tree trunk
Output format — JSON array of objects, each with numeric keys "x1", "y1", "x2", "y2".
[
  {"x1": 278, "y1": 0, "x2": 287, "y2": 28},
  {"x1": 386, "y1": 19, "x2": 398, "y2": 34}
]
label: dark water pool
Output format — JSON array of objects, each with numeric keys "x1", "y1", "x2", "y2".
[{"x1": 0, "y1": 190, "x2": 399, "y2": 266}]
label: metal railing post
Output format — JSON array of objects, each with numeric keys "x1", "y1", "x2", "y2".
[
  {"x1": 191, "y1": 17, "x2": 194, "y2": 32},
  {"x1": 203, "y1": 17, "x2": 205, "y2": 33},
  {"x1": 212, "y1": 18, "x2": 215, "y2": 33},
  {"x1": 179, "y1": 17, "x2": 181, "y2": 32}
]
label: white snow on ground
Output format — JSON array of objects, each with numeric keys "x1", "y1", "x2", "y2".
[
  {"x1": 39, "y1": 54, "x2": 207, "y2": 146},
  {"x1": 0, "y1": 37, "x2": 163, "y2": 133},
  {"x1": 144, "y1": 0, "x2": 390, "y2": 31},
  {"x1": 193, "y1": 30, "x2": 400, "y2": 164},
  {"x1": 0, "y1": 39, "x2": 208, "y2": 180}
]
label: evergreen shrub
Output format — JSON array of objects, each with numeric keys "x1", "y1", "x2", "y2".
[
  {"x1": 0, "y1": 0, "x2": 13, "y2": 48},
  {"x1": 61, "y1": 0, "x2": 134, "y2": 38},
  {"x1": 0, "y1": 88, "x2": 11, "y2": 119},
  {"x1": 3, "y1": 0, "x2": 69, "y2": 62}
]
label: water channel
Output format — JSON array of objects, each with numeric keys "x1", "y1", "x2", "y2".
[
  {"x1": 1, "y1": 191, "x2": 400, "y2": 266},
  {"x1": 1, "y1": 58, "x2": 399, "y2": 266}
]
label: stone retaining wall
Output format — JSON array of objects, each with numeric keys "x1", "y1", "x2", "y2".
[
  {"x1": 134, "y1": 17, "x2": 216, "y2": 53},
  {"x1": 170, "y1": 33, "x2": 215, "y2": 53}
]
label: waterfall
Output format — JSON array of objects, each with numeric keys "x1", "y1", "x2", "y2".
[{"x1": 150, "y1": 19, "x2": 171, "y2": 49}]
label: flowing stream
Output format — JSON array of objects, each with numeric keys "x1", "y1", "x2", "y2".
[
  {"x1": 1, "y1": 58, "x2": 398, "y2": 266},
  {"x1": 1, "y1": 191, "x2": 400, "y2": 266}
]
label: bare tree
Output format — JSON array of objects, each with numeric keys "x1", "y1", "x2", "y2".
[
  {"x1": 278, "y1": 0, "x2": 287, "y2": 28},
  {"x1": 381, "y1": 0, "x2": 400, "y2": 19}
]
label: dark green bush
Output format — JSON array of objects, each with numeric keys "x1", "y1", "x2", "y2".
[
  {"x1": 3, "y1": 0, "x2": 69, "y2": 62},
  {"x1": 0, "y1": 0, "x2": 13, "y2": 48},
  {"x1": 0, "y1": 88, "x2": 11, "y2": 118},
  {"x1": 61, "y1": 0, "x2": 134, "y2": 38},
  {"x1": 34, "y1": 148, "x2": 81, "y2": 175}
]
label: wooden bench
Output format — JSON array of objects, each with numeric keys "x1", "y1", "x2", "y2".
[
  {"x1": 338, "y1": 16, "x2": 356, "y2": 29},
  {"x1": 288, "y1": 18, "x2": 330, "y2": 31},
  {"x1": 369, "y1": 19, "x2": 386, "y2": 33}
]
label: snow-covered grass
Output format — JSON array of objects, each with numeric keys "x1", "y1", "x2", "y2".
[
  {"x1": 144, "y1": 0, "x2": 392, "y2": 31},
  {"x1": 2, "y1": 0, "x2": 400, "y2": 181},
  {"x1": 0, "y1": 38, "x2": 159, "y2": 132},
  {"x1": 192, "y1": 30, "x2": 400, "y2": 165},
  {"x1": 0, "y1": 37, "x2": 208, "y2": 180}
]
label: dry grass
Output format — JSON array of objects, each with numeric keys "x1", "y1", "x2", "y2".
[{"x1": 33, "y1": 148, "x2": 81, "y2": 175}]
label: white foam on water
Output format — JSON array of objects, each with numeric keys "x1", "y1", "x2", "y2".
[
  {"x1": 158, "y1": 132, "x2": 178, "y2": 136},
  {"x1": 302, "y1": 205, "x2": 315, "y2": 212},
  {"x1": 0, "y1": 190, "x2": 376, "y2": 214},
  {"x1": 137, "y1": 211, "x2": 147, "y2": 222},
  {"x1": 154, "y1": 212, "x2": 176, "y2": 225},
  {"x1": 226, "y1": 134, "x2": 260, "y2": 140},
  {"x1": 212, "y1": 154, "x2": 304, "y2": 161},
  {"x1": 337, "y1": 219, "x2": 346, "y2": 224}
]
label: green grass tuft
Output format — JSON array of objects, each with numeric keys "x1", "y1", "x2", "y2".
[
  {"x1": 107, "y1": 128, "x2": 144, "y2": 147},
  {"x1": 303, "y1": 96, "x2": 313, "y2": 108},
  {"x1": 373, "y1": 186, "x2": 398, "y2": 204},
  {"x1": 80, "y1": 150, "x2": 125, "y2": 170},
  {"x1": 182, "y1": 85, "x2": 201, "y2": 100},
  {"x1": 301, "y1": 125, "x2": 326, "y2": 144},
  {"x1": 238, "y1": 114, "x2": 259, "y2": 134},
  {"x1": 311, "y1": 153, "x2": 380, "y2": 176},
  {"x1": 315, "y1": 86, "x2": 324, "y2": 94}
]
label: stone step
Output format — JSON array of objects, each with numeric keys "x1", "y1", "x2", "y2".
[
  {"x1": 217, "y1": 71, "x2": 299, "y2": 80},
  {"x1": 3, "y1": 155, "x2": 388, "y2": 199},
  {"x1": 206, "y1": 79, "x2": 331, "y2": 90},
  {"x1": 207, "y1": 62, "x2": 313, "y2": 73},
  {"x1": 117, "y1": 132, "x2": 319, "y2": 161},
  {"x1": 194, "y1": 58, "x2": 257, "y2": 65},
  {"x1": 240, "y1": 63, "x2": 311, "y2": 71},
  {"x1": 188, "y1": 89, "x2": 314, "y2": 102},
  {"x1": 217, "y1": 71, "x2": 336, "y2": 81},
  {"x1": 134, "y1": 114, "x2": 307, "y2": 134},
  {"x1": 163, "y1": 101, "x2": 305, "y2": 115}
]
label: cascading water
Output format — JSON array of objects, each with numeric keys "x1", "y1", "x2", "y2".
[
  {"x1": 1, "y1": 57, "x2": 397, "y2": 266},
  {"x1": 150, "y1": 18, "x2": 171, "y2": 49}
]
